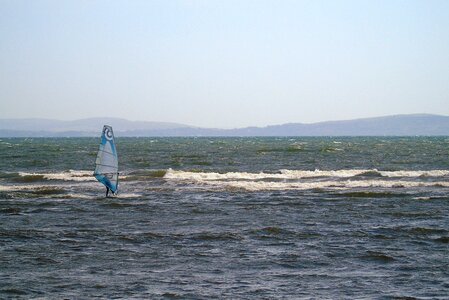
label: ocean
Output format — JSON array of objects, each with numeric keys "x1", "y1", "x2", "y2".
[{"x1": 1, "y1": 137, "x2": 448, "y2": 299}]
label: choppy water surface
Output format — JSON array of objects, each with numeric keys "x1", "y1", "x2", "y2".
[{"x1": 1, "y1": 137, "x2": 448, "y2": 299}]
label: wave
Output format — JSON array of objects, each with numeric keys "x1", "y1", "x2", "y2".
[
  {"x1": 31, "y1": 187, "x2": 66, "y2": 195},
  {"x1": 121, "y1": 170, "x2": 167, "y2": 181},
  {"x1": 164, "y1": 169, "x2": 449, "y2": 191},
  {"x1": 4, "y1": 168, "x2": 447, "y2": 185},
  {"x1": 333, "y1": 191, "x2": 407, "y2": 198},
  {"x1": 12, "y1": 174, "x2": 47, "y2": 183},
  {"x1": 164, "y1": 168, "x2": 449, "y2": 181},
  {"x1": 9, "y1": 170, "x2": 147, "y2": 183},
  {"x1": 0, "y1": 207, "x2": 21, "y2": 214},
  {"x1": 1, "y1": 170, "x2": 95, "y2": 184},
  {"x1": 3, "y1": 170, "x2": 125, "y2": 183},
  {"x1": 2, "y1": 168, "x2": 448, "y2": 194},
  {"x1": 360, "y1": 251, "x2": 395, "y2": 263},
  {"x1": 0, "y1": 182, "x2": 140, "y2": 200},
  {"x1": 18, "y1": 170, "x2": 95, "y2": 182},
  {"x1": 191, "y1": 231, "x2": 243, "y2": 241},
  {"x1": 180, "y1": 179, "x2": 449, "y2": 191}
]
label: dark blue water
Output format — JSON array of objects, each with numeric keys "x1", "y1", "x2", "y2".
[{"x1": 1, "y1": 137, "x2": 448, "y2": 298}]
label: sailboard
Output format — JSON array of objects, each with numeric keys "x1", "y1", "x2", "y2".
[{"x1": 94, "y1": 125, "x2": 119, "y2": 195}]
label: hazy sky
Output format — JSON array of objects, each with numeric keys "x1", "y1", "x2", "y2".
[{"x1": 1, "y1": 0, "x2": 448, "y2": 128}]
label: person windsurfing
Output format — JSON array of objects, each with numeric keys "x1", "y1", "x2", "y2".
[{"x1": 94, "y1": 125, "x2": 119, "y2": 197}]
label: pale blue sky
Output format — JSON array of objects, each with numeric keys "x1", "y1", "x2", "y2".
[{"x1": 1, "y1": 0, "x2": 448, "y2": 128}]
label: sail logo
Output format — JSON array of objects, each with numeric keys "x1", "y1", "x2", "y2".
[{"x1": 103, "y1": 126, "x2": 113, "y2": 141}]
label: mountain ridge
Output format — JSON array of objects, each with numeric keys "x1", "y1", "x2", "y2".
[{"x1": 0, "y1": 114, "x2": 448, "y2": 137}]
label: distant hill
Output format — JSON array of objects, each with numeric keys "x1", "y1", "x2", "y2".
[
  {"x1": 0, "y1": 118, "x2": 191, "y2": 137},
  {"x1": 0, "y1": 114, "x2": 448, "y2": 137},
  {"x1": 225, "y1": 114, "x2": 449, "y2": 136}
]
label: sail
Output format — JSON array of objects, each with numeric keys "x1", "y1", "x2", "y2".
[{"x1": 94, "y1": 125, "x2": 119, "y2": 193}]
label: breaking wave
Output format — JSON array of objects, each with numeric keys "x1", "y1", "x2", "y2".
[
  {"x1": 2, "y1": 168, "x2": 449, "y2": 194},
  {"x1": 18, "y1": 170, "x2": 95, "y2": 182},
  {"x1": 164, "y1": 169, "x2": 449, "y2": 191},
  {"x1": 164, "y1": 168, "x2": 449, "y2": 181}
]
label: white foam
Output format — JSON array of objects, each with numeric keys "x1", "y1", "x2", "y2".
[
  {"x1": 115, "y1": 192, "x2": 141, "y2": 198},
  {"x1": 163, "y1": 169, "x2": 449, "y2": 191},
  {"x1": 18, "y1": 170, "x2": 129, "y2": 182},
  {"x1": 380, "y1": 170, "x2": 449, "y2": 177},
  {"x1": 164, "y1": 169, "x2": 361, "y2": 181},
  {"x1": 0, "y1": 179, "x2": 99, "y2": 193},
  {"x1": 18, "y1": 170, "x2": 94, "y2": 182},
  {"x1": 0, "y1": 184, "x2": 65, "y2": 193},
  {"x1": 0, "y1": 185, "x2": 24, "y2": 192},
  {"x1": 65, "y1": 193, "x2": 97, "y2": 199},
  {"x1": 164, "y1": 168, "x2": 449, "y2": 181},
  {"x1": 177, "y1": 179, "x2": 449, "y2": 191}
]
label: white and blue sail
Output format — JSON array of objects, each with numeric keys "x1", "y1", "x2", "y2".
[{"x1": 94, "y1": 125, "x2": 119, "y2": 193}]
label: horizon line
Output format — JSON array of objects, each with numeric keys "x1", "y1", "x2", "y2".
[{"x1": 0, "y1": 113, "x2": 447, "y2": 129}]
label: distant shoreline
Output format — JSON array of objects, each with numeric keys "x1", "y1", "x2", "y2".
[{"x1": 1, "y1": 114, "x2": 449, "y2": 137}]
